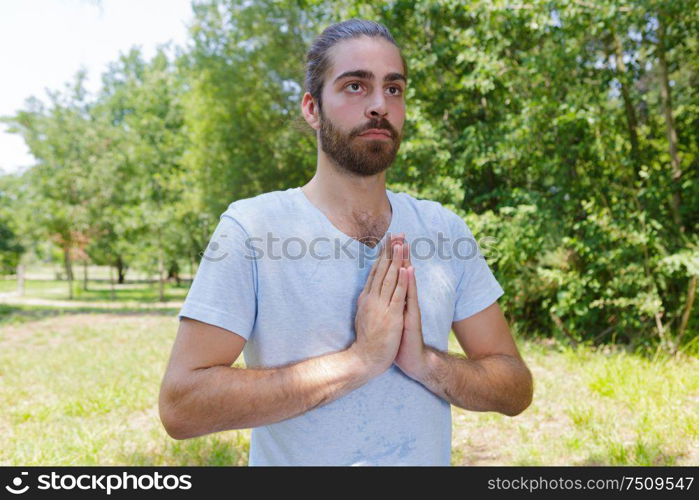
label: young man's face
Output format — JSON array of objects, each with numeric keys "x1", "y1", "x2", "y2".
[{"x1": 314, "y1": 36, "x2": 406, "y2": 177}]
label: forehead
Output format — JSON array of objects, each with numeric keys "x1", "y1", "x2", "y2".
[{"x1": 326, "y1": 36, "x2": 404, "y2": 82}]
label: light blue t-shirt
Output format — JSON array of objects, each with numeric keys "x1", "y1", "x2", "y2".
[{"x1": 177, "y1": 186, "x2": 504, "y2": 466}]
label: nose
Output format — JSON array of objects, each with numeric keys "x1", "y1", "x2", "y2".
[{"x1": 365, "y1": 87, "x2": 388, "y2": 120}]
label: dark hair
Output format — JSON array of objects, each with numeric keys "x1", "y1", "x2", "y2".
[{"x1": 304, "y1": 18, "x2": 407, "y2": 114}]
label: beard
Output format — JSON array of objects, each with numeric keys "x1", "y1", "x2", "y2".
[{"x1": 318, "y1": 108, "x2": 402, "y2": 177}]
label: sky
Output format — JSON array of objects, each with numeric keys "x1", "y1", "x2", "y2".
[{"x1": 0, "y1": 0, "x2": 194, "y2": 175}]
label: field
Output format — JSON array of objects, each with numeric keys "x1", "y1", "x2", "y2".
[{"x1": 1, "y1": 278, "x2": 697, "y2": 466}]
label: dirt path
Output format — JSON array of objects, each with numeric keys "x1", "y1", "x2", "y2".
[{"x1": 0, "y1": 294, "x2": 183, "y2": 310}]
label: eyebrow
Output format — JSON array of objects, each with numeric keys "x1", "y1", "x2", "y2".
[{"x1": 333, "y1": 69, "x2": 407, "y2": 86}]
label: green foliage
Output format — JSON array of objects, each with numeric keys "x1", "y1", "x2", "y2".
[
  {"x1": 350, "y1": 0, "x2": 699, "y2": 352},
  {"x1": 0, "y1": 218, "x2": 22, "y2": 273},
  {"x1": 0, "y1": 176, "x2": 23, "y2": 272},
  {"x1": 0, "y1": 0, "x2": 697, "y2": 352}
]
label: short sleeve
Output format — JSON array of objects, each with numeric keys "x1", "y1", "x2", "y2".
[
  {"x1": 178, "y1": 213, "x2": 258, "y2": 340},
  {"x1": 448, "y1": 211, "x2": 505, "y2": 323}
]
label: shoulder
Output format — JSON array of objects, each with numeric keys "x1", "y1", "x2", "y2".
[
  {"x1": 220, "y1": 188, "x2": 296, "y2": 231},
  {"x1": 390, "y1": 189, "x2": 465, "y2": 233}
]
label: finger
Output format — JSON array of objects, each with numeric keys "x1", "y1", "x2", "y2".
[
  {"x1": 407, "y1": 265, "x2": 419, "y2": 312},
  {"x1": 363, "y1": 242, "x2": 384, "y2": 292},
  {"x1": 380, "y1": 242, "x2": 403, "y2": 303},
  {"x1": 395, "y1": 238, "x2": 406, "y2": 269},
  {"x1": 401, "y1": 239, "x2": 411, "y2": 269},
  {"x1": 367, "y1": 234, "x2": 402, "y2": 294},
  {"x1": 390, "y1": 267, "x2": 409, "y2": 312},
  {"x1": 388, "y1": 237, "x2": 404, "y2": 257},
  {"x1": 391, "y1": 234, "x2": 405, "y2": 255},
  {"x1": 388, "y1": 232, "x2": 404, "y2": 252},
  {"x1": 370, "y1": 239, "x2": 394, "y2": 296},
  {"x1": 390, "y1": 232, "x2": 405, "y2": 244}
]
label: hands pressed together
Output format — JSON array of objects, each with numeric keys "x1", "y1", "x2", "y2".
[{"x1": 351, "y1": 233, "x2": 427, "y2": 380}]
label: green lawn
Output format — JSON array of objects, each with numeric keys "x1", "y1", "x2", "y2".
[
  {"x1": 0, "y1": 306, "x2": 250, "y2": 466},
  {"x1": 0, "y1": 279, "x2": 61, "y2": 295},
  {"x1": 0, "y1": 287, "x2": 697, "y2": 466},
  {"x1": 449, "y1": 337, "x2": 699, "y2": 465},
  {"x1": 0, "y1": 277, "x2": 189, "y2": 303}
]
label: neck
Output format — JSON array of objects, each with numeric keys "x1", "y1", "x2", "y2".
[{"x1": 301, "y1": 152, "x2": 390, "y2": 218}]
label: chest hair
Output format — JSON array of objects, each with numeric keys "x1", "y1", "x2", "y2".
[{"x1": 344, "y1": 211, "x2": 391, "y2": 248}]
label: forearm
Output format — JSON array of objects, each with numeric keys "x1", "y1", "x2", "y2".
[
  {"x1": 161, "y1": 347, "x2": 371, "y2": 439},
  {"x1": 414, "y1": 346, "x2": 533, "y2": 416}
]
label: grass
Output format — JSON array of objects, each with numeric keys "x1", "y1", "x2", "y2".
[
  {"x1": 0, "y1": 279, "x2": 697, "y2": 466},
  {"x1": 448, "y1": 337, "x2": 699, "y2": 466},
  {"x1": 0, "y1": 278, "x2": 189, "y2": 303},
  {"x1": 0, "y1": 309, "x2": 249, "y2": 466},
  {"x1": 0, "y1": 279, "x2": 63, "y2": 295}
]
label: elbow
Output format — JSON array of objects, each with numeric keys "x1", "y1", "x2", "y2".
[
  {"x1": 160, "y1": 410, "x2": 191, "y2": 441},
  {"x1": 503, "y1": 393, "x2": 532, "y2": 417},
  {"x1": 159, "y1": 401, "x2": 188, "y2": 440},
  {"x1": 503, "y1": 366, "x2": 534, "y2": 417},
  {"x1": 158, "y1": 383, "x2": 193, "y2": 440}
]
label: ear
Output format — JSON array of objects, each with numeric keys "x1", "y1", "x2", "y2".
[{"x1": 301, "y1": 92, "x2": 321, "y2": 131}]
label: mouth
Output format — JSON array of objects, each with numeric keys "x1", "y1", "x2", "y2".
[{"x1": 358, "y1": 129, "x2": 392, "y2": 140}]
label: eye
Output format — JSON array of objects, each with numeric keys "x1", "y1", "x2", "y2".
[
  {"x1": 346, "y1": 82, "x2": 363, "y2": 93},
  {"x1": 387, "y1": 86, "x2": 403, "y2": 96}
]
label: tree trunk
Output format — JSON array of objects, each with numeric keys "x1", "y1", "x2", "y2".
[
  {"x1": 657, "y1": 17, "x2": 684, "y2": 232},
  {"x1": 677, "y1": 275, "x2": 697, "y2": 347},
  {"x1": 612, "y1": 32, "x2": 641, "y2": 177},
  {"x1": 116, "y1": 255, "x2": 126, "y2": 284},
  {"x1": 654, "y1": 311, "x2": 668, "y2": 348},
  {"x1": 167, "y1": 260, "x2": 181, "y2": 286},
  {"x1": 16, "y1": 258, "x2": 25, "y2": 296},
  {"x1": 63, "y1": 245, "x2": 73, "y2": 300},
  {"x1": 109, "y1": 265, "x2": 116, "y2": 301},
  {"x1": 83, "y1": 259, "x2": 88, "y2": 291},
  {"x1": 158, "y1": 249, "x2": 165, "y2": 302}
]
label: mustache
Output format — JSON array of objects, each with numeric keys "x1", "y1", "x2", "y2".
[{"x1": 353, "y1": 120, "x2": 396, "y2": 138}]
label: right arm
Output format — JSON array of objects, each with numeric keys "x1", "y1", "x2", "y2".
[
  {"x1": 158, "y1": 318, "x2": 372, "y2": 439},
  {"x1": 159, "y1": 237, "x2": 408, "y2": 440}
]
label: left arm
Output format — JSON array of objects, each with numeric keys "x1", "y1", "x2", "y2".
[
  {"x1": 411, "y1": 303, "x2": 533, "y2": 416},
  {"x1": 392, "y1": 238, "x2": 533, "y2": 416}
]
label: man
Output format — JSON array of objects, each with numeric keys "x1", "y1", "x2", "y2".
[{"x1": 159, "y1": 18, "x2": 533, "y2": 466}]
